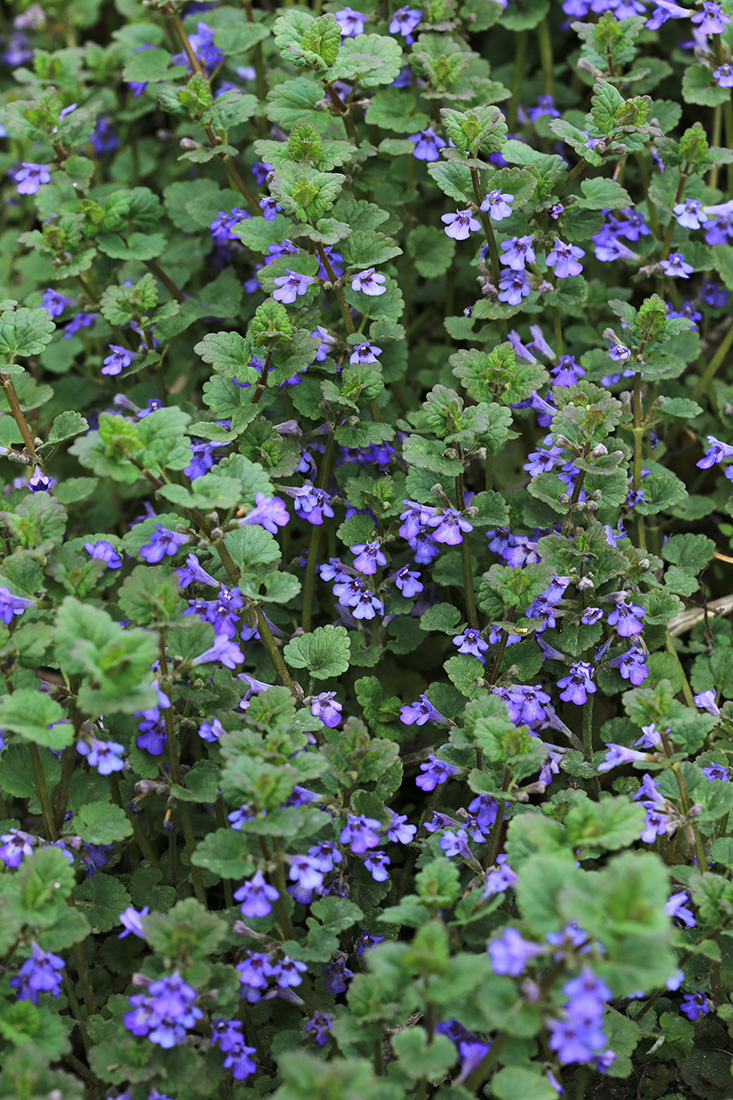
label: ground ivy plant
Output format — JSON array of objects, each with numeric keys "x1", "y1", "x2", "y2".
[{"x1": 3, "y1": 1, "x2": 733, "y2": 1098}]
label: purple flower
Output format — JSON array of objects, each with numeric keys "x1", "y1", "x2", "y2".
[
  {"x1": 363, "y1": 850, "x2": 391, "y2": 881},
  {"x1": 498, "y1": 684, "x2": 551, "y2": 726},
  {"x1": 0, "y1": 829, "x2": 36, "y2": 868},
  {"x1": 349, "y1": 342, "x2": 382, "y2": 364},
  {"x1": 551, "y1": 355, "x2": 585, "y2": 387},
  {"x1": 10, "y1": 943, "x2": 65, "y2": 1003},
  {"x1": 442, "y1": 210, "x2": 481, "y2": 240},
  {"x1": 273, "y1": 270, "x2": 314, "y2": 304},
  {"x1": 140, "y1": 525, "x2": 190, "y2": 563},
  {"x1": 690, "y1": 2, "x2": 730, "y2": 34},
  {"x1": 118, "y1": 905, "x2": 149, "y2": 940},
  {"x1": 409, "y1": 128, "x2": 447, "y2": 161},
  {"x1": 483, "y1": 855, "x2": 518, "y2": 898},
  {"x1": 351, "y1": 591, "x2": 384, "y2": 620},
  {"x1": 102, "y1": 345, "x2": 135, "y2": 377},
  {"x1": 617, "y1": 646, "x2": 649, "y2": 685},
  {"x1": 323, "y1": 954, "x2": 354, "y2": 992},
  {"x1": 400, "y1": 694, "x2": 444, "y2": 726},
  {"x1": 416, "y1": 754, "x2": 460, "y2": 792},
  {"x1": 660, "y1": 252, "x2": 693, "y2": 279},
  {"x1": 607, "y1": 599, "x2": 645, "y2": 637},
  {"x1": 339, "y1": 814, "x2": 382, "y2": 854},
  {"x1": 389, "y1": 6, "x2": 422, "y2": 38},
  {"x1": 273, "y1": 956, "x2": 307, "y2": 988},
  {"x1": 557, "y1": 662, "x2": 595, "y2": 705},
  {"x1": 91, "y1": 117, "x2": 119, "y2": 155},
  {"x1": 480, "y1": 190, "x2": 514, "y2": 221},
  {"x1": 334, "y1": 6, "x2": 369, "y2": 36},
  {"x1": 290, "y1": 484, "x2": 334, "y2": 525},
  {"x1": 305, "y1": 1011, "x2": 333, "y2": 1046},
  {"x1": 546, "y1": 239, "x2": 584, "y2": 278},
  {"x1": 714, "y1": 63, "x2": 733, "y2": 87},
  {"x1": 427, "y1": 508, "x2": 473, "y2": 545},
  {"x1": 674, "y1": 198, "x2": 707, "y2": 230},
  {"x1": 703, "y1": 762, "x2": 730, "y2": 781},
  {"x1": 527, "y1": 94, "x2": 559, "y2": 121},
  {"x1": 697, "y1": 435, "x2": 733, "y2": 469},
  {"x1": 666, "y1": 892, "x2": 696, "y2": 927},
  {"x1": 77, "y1": 738, "x2": 125, "y2": 775},
  {"x1": 239, "y1": 493, "x2": 290, "y2": 534},
  {"x1": 498, "y1": 271, "x2": 531, "y2": 305},
  {"x1": 13, "y1": 163, "x2": 51, "y2": 195},
  {"x1": 355, "y1": 929, "x2": 385, "y2": 956},
  {"x1": 547, "y1": 969, "x2": 612, "y2": 1067},
  {"x1": 351, "y1": 268, "x2": 387, "y2": 295},
  {"x1": 233, "y1": 871, "x2": 279, "y2": 918},
  {"x1": 41, "y1": 289, "x2": 75, "y2": 317},
  {"x1": 680, "y1": 990, "x2": 711, "y2": 1020},
  {"x1": 211, "y1": 1020, "x2": 257, "y2": 1080},
  {"x1": 488, "y1": 928, "x2": 544, "y2": 976},
  {"x1": 351, "y1": 539, "x2": 387, "y2": 574},
  {"x1": 288, "y1": 855, "x2": 324, "y2": 893},
  {"x1": 84, "y1": 539, "x2": 122, "y2": 568},
  {"x1": 387, "y1": 813, "x2": 416, "y2": 844},
  {"x1": 393, "y1": 565, "x2": 423, "y2": 597},
  {"x1": 192, "y1": 634, "x2": 245, "y2": 669},
  {"x1": 453, "y1": 628, "x2": 488, "y2": 660},
  {"x1": 236, "y1": 951, "x2": 273, "y2": 998},
  {"x1": 500, "y1": 235, "x2": 536, "y2": 270},
  {"x1": 311, "y1": 691, "x2": 342, "y2": 728},
  {"x1": 694, "y1": 689, "x2": 720, "y2": 716},
  {"x1": 259, "y1": 197, "x2": 282, "y2": 221},
  {"x1": 0, "y1": 585, "x2": 34, "y2": 624},
  {"x1": 597, "y1": 743, "x2": 650, "y2": 772}
]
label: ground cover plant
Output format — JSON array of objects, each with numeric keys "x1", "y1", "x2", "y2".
[{"x1": 6, "y1": 0, "x2": 733, "y2": 1098}]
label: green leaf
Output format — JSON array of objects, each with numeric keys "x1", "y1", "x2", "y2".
[
  {"x1": 142, "y1": 898, "x2": 226, "y2": 962},
  {"x1": 117, "y1": 565, "x2": 181, "y2": 625},
  {"x1": 0, "y1": 689, "x2": 72, "y2": 749},
  {"x1": 661, "y1": 532, "x2": 716, "y2": 575},
  {"x1": 578, "y1": 177, "x2": 633, "y2": 210},
  {"x1": 407, "y1": 225, "x2": 456, "y2": 277},
  {"x1": 391, "y1": 1030, "x2": 456, "y2": 1081},
  {"x1": 74, "y1": 875, "x2": 132, "y2": 934},
  {"x1": 75, "y1": 802, "x2": 134, "y2": 845},
  {"x1": 270, "y1": 163, "x2": 344, "y2": 222},
  {"x1": 122, "y1": 47, "x2": 176, "y2": 84},
  {"x1": 191, "y1": 828, "x2": 255, "y2": 879},
  {"x1": 284, "y1": 625, "x2": 351, "y2": 680},
  {"x1": 682, "y1": 62, "x2": 731, "y2": 107},
  {"x1": 328, "y1": 34, "x2": 403, "y2": 87},
  {"x1": 194, "y1": 331, "x2": 258, "y2": 380},
  {"x1": 564, "y1": 792, "x2": 646, "y2": 853},
  {"x1": 46, "y1": 411, "x2": 89, "y2": 446},
  {"x1": 365, "y1": 88, "x2": 430, "y2": 133},
  {"x1": 0, "y1": 307, "x2": 55, "y2": 360},
  {"x1": 493, "y1": 1067, "x2": 558, "y2": 1100}
]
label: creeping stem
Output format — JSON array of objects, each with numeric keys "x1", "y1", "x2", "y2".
[
  {"x1": 301, "y1": 430, "x2": 336, "y2": 633},
  {"x1": 0, "y1": 372, "x2": 40, "y2": 466},
  {"x1": 454, "y1": 459, "x2": 479, "y2": 631}
]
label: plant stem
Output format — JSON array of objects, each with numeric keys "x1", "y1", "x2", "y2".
[
  {"x1": 537, "y1": 16, "x2": 554, "y2": 97},
  {"x1": 53, "y1": 744, "x2": 77, "y2": 833},
  {"x1": 322, "y1": 82, "x2": 359, "y2": 145},
  {"x1": 690, "y1": 319, "x2": 733, "y2": 400},
  {"x1": 144, "y1": 259, "x2": 185, "y2": 303},
  {"x1": 29, "y1": 743, "x2": 57, "y2": 841},
  {"x1": 301, "y1": 430, "x2": 336, "y2": 633},
  {"x1": 464, "y1": 1031, "x2": 507, "y2": 1090},
  {"x1": 632, "y1": 370, "x2": 646, "y2": 551},
  {"x1": 561, "y1": 470, "x2": 586, "y2": 537},
  {"x1": 582, "y1": 692, "x2": 594, "y2": 760},
  {"x1": 62, "y1": 971, "x2": 92, "y2": 1054},
  {"x1": 660, "y1": 728, "x2": 707, "y2": 872},
  {"x1": 0, "y1": 372, "x2": 40, "y2": 465},
  {"x1": 73, "y1": 941, "x2": 97, "y2": 1014},
  {"x1": 664, "y1": 630, "x2": 696, "y2": 708},
  {"x1": 470, "y1": 168, "x2": 499, "y2": 287},
  {"x1": 110, "y1": 774, "x2": 161, "y2": 870},
  {"x1": 508, "y1": 31, "x2": 527, "y2": 130},
  {"x1": 455, "y1": 467, "x2": 478, "y2": 630},
  {"x1": 159, "y1": 634, "x2": 208, "y2": 907}
]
